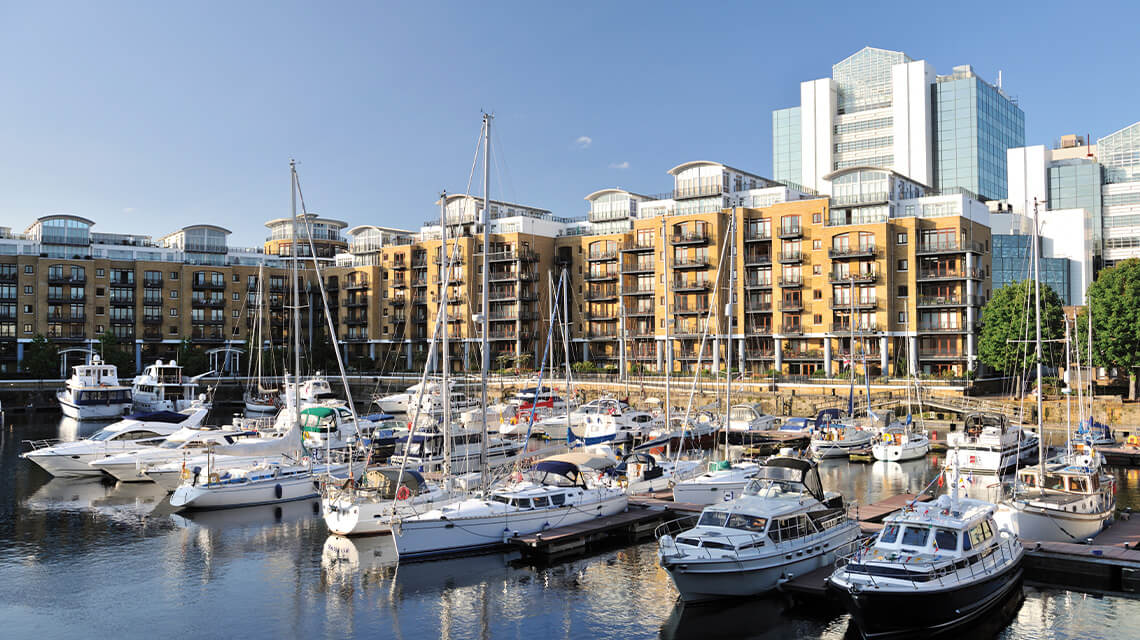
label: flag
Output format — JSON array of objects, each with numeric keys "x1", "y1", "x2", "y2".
[
  {"x1": 905, "y1": 413, "x2": 912, "y2": 428},
  {"x1": 937, "y1": 473, "x2": 944, "y2": 488}
]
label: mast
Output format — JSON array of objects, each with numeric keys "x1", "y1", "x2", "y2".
[
  {"x1": 1065, "y1": 316, "x2": 1073, "y2": 459},
  {"x1": 724, "y1": 208, "x2": 736, "y2": 456},
  {"x1": 1032, "y1": 199, "x2": 1045, "y2": 489},
  {"x1": 562, "y1": 269, "x2": 571, "y2": 430},
  {"x1": 440, "y1": 190, "x2": 452, "y2": 482},
  {"x1": 290, "y1": 160, "x2": 301, "y2": 433},
  {"x1": 661, "y1": 214, "x2": 671, "y2": 436},
  {"x1": 479, "y1": 113, "x2": 491, "y2": 490}
]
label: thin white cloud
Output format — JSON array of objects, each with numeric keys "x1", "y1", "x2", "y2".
[
  {"x1": 575, "y1": 135, "x2": 592, "y2": 149},
  {"x1": 609, "y1": 161, "x2": 630, "y2": 169}
]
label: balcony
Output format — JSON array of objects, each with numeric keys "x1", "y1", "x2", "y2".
[
  {"x1": 745, "y1": 278, "x2": 772, "y2": 290},
  {"x1": 918, "y1": 350, "x2": 964, "y2": 361},
  {"x1": 110, "y1": 296, "x2": 136, "y2": 307},
  {"x1": 630, "y1": 350, "x2": 657, "y2": 360},
  {"x1": 343, "y1": 333, "x2": 369, "y2": 342},
  {"x1": 671, "y1": 304, "x2": 710, "y2": 316},
  {"x1": 489, "y1": 290, "x2": 519, "y2": 302},
  {"x1": 412, "y1": 278, "x2": 428, "y2": 288},
  {"x1": 830, "y1": 322, "x2": 880, "y2": 334},
  {"x1": 191, "y1": 279, "x2": 226, "y2": 291},
  {"x1": 411, "y1": 294, "x2": 427, "y2": 305},
  {"x1": 587, "y1": 249, "x2": 618, "y2": 262},
  {"x1": 587, "y1": 329, "x2": 620, "y2": 339},
  {"x1": 191, "y1": 298, "x2": 225, "y2": 308},
  {"x1": 917, "y1": 322, "x2": 972, "y2": 334},
  {"x1": 777, "y1": 275, "x2": 803, "y2": 288},
  {"x1": 585, "y1": 270, "x2": 620, "y2": 282},
  {"x1": 778, "y1": 250, "x2": 803, "y2": 264},
  {"x1": 488, "y1": 329, "x2": 519, "y2": 340},
  {"x1": 676, "y1": 349, "x2": 715, "y2": 361},
  {"x1": 744, "y1": 228, "x2": 772, "y2": 242},
  {"x1": 391, "y1": 260, "x2": 408, "y2": 270},
  {"x1": 777, "y1": 225, "x2": 802, "y2": 239},
  {"x1": 434, "y1": 255, "x2": 464, "y2": 265},
  {"x1": 672, "y1": 257, "x2": 710, "y2": 270},
  {"x1": 0, "y1": 271, "x2": 16, "y2": 283},
  {"x1": 745, "y1": 301, "x2": 772, "y2": 313},
  {"x1": 143, "y1": 316, "x2": 162, "y2": 325},
  {"x1": 828, "y1": 245, "x2": 878, "y2": 259},
  {"x1": 585, "y1": 311, "x2": 619, "y2": 322},
  {"x1": 916, "y1": 240, "x2": 985, "y2": 255},
  {"x1": 621, "y1": 240, "x2": 655, "y2": 253},
  {"x1": 830, "y1": 298, "x2": 878, "y2": 311},
  {"x1": 411, "y1": 258, "x2": 428, "y2": 268},
  {"x1": 518, "y1": 271, "x2": 538, "y2": 282},
  {"x1": 345, "y1": 278, "x2": 370, "y2": 290},
  {"x1": 673, "y1": 183, "x2": 723, "y2": 199},
  {"x1": 48, "y1": 274, "x2": 86, "y2": 285},
  {"x1": 392, "y1": 279, "x2": 407, "y2": 289},
  {"x1": 745, "y1": 348, "x2": 775, "y2": 360},
  {"x1": 489, "y1": 271, "x2": 520, "y2": 282},
  {"x1": 917, "y1": 268, "x2": 984, "y2": 282},
  {"x1": 345, "y1": 315, "x2": 369, "y2": 326},
  {"x1": 671, "y1": 280, "x2": 710, "y2": 293},
  {"x1": 389, "y1": 295, "x2": 406, "y2": 306},
  {"x1": 780, "y1": 324, "x2": 804, "y2": 335},
  {"x1": 671, "y1": 231, "x2": 710, "y2": 246},
  {"x1": 344, "y1": 296, "x2": 369, "y2": 307},
  {"x1": 828, "y1": 271, "x2": 878, "y2": 285},
  {"x1": 586, "y1": 286, "x2": 619, "y2": 301},
  {"x1": 778, "y1": 300, "x2": 803, "y2": 312},
  {"x1": 48, "y1": 313, "x2": 87, "y2": 323},
  {"x1": 622, "y1": 285, "x2": 655, "y2": 296},
  {"x1": 782, "y1": 350, "x2": 823, "y2": 361},
  {"x1": 48, "y1": 293, "x2": 86, "y2": 303},
  {"x1": 627, "y1": 307, "x2": 655, "y2": 317},
  {"x1": 143, "y1": 277, "x2": 163, "y2": 288},
  {"x1": 743, "y1": 253, "x2": 771, "y2": 267},
  {"x1": 142, "y1": 328, "x2": 163, "y2": 340},
  {"x1": 916, "y1": 295, "x2": 978, "y2": 308},
  {"x1": 623, "y1": 261, "x2": 655, "y2": 274}
]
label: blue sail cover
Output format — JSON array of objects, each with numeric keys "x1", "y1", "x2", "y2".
[{"x1": 125, "y1": 411, "x2": 190, "y2": 424}]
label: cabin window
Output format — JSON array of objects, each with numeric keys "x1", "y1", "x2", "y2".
[
  {"x1": 514, "y1": 498, "x2": 532, "y2": 509},
  {"x1": 1021, "y1": 474, "x2": 1037, "y2": 489},
  {"x1": 900, "y1": 526, "x2": 930, "y2": 548},
  {"x1": 770, "y1": 515, "x2": 811, "y2": 542},
  {"x1": 698, "y1": 511, "x2": 729, "y2": 527},
  {"x1": 492, "y1": 495, "x2": 510, "y2": 504},
  {"x1": 532, "y1": 496, "x2": 550, "y2": 508},
  {"x1": 726, "y1": 513, "x2": 767, "y2": 533},
  {"x1": 549, "y1": 493, "x2": 565, "y2": 506},
  {"x1": 934, "y1": 528, "x2": 958, "y2": 551},
  {"x1": 962, "y1": 530, "x2": 972, "y2": 551},
  {"x1": 878, "y1": 524, "x2": 900, "y2": 544},
  {"x1": 968, "y1": 524, "x2": 986, "y2": 548},
  {"x1": 122, "y1": 430, "x2": 162, "y2": 440},
  {"x1": 1045, "y1": 474, "x2": 1065, "y2": 491},
  {"x1": 982, "y1": 520, "x2": 994, "y2": 540},
  {"x1": 1068, "y1": 477, "x2": 1089, "y2": 493}
]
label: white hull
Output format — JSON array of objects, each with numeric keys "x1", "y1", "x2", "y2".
[
  {"x1": 24, "y1": 451, "x2": 113, "y2": 477},
  {"x1": 58, "y1": 398, "x2": 131, "y2": 420},
  {"x1": 663, "y1": 525, "x2": 859, "y2": 602},
  {"x1": 169, "y1": 463, "x2": 360, "y2": 510},
  {"x1": 812, "y1": 435, "x2": 873, "y2": 458},
  {"x1": 323, "y1": 489, "x2": 465, "y2": 536},
  {"x1": 672, "y1": 481, "x2": 752, "y2": 505},
  {"x1": 132, "y1": 397, "x2": 206, "y2": 413},
  {"x1": 871, "y1": 440, "x2": 930, "y2": 462},
  {"x1": 377, "y1": 394, "x2": 412, "y2": 414},
  {"x1": 392, "y1": 494, "x2": 628, "y2": 558},
  {"x1": 146, "y1": 455, "x2": 272, "y2": 492},
  {"x1": 244, "y1": 401, "x2": 276, "y2": 413},
  {"x1": 946, "y1": 437, "x2": 1038, "y2": 474},
  {"x1": 994, "y1": 501, "x2": 1113, "y2": 543}
]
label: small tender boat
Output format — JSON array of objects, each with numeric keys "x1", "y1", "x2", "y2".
[
  {"x1": 57, "y1": 355, "x2": 133, "y2": 420},
  {"x1": 21, "y1": 406, "x2": 209, "y2": 477},
  {"x1": 829, "y1": 488, "x2": 1024, "y2": 638},
  {"x1": 658, "y1": 456, "x2": 859, "y2": 602}
]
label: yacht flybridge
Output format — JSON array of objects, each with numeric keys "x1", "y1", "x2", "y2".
[
  {"x1": 57, "y1": 355, "x2": 133, "y2": 420},
  {"x1": 132, "y1": 360, "x2": 212, "y2": 412},
  {"x1": 944, "y1": 413, "x2": 1038, "y2": 474},
  {"x1": 658, "y1": 456, "x2": 858, "y2": 602}
]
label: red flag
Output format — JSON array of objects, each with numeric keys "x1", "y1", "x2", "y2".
[{"x1": 937, "y1": 474, "x2": 944, "y2": 488}]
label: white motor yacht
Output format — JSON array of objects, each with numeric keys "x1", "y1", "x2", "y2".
[
  {"x1": 373, "y1": 380, "x2": 438, "y2": 414},
  {"x1": 658, "y1": 456, "x2": 859, "y2": 601},
  {"x1": 390, "y1": 452, "x2": 628, "y2": 559},
  {"x1": 723, "y1": 403, "x2": 779, "y2": 446},
  {"x1": 21, "y1": 406, "x2": 209, "y2": 477},
  {"x1": 132, "y1": 360, "x2": 211, "y2": 412},
  {"x1": 810, "y1": 424, "x2": 873, "y2": 459},
  {"x1": 298, "y1": 404, "x2": 395, "y2": 451},
  {"x1": 394, "y1": 421, "x2": 523, "y2": 473},
  {"x1": 88, "y1": 424, "x2": 260, "y2": 482},
  {"x1": 280, "y1": 374, "x2": 337, "y2": 407},
  {"x1": 323, "y1": 468, "x2": 462, "y2": 536},
  {"x1": 994, "y1": 447, "x2": 1116, "y2": 542},
  {"x1": 829, "y1": 489, "x2": 1024, "y2": 638},
  {"x1": 672, "y1": 460, "x2": 761, "y2": 505},
  {"x1": 567, "y1": 399, "x2": 661, "y2": 447},
  {"x1": 57, "y1": 355, "x2": 133, "y2": 420},
  {"x1": 871, "y1": 420, "x2": 930, "y2": 462},
  {"x1": 611, "y1": 452, "x2": 701, "y2": 494},
  {"x1": 944, "y1": 413, "x2": 1038, "y2": 474}
]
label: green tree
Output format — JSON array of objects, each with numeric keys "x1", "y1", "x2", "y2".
[
  {"x1": 22, "y1": 334, "x2": 59, "y2": 378},
  {"x1": 176, "y1": 338, "x2": 210, "y2": 376},
  {"x1": 978, "y1": 280, "x2": 1065, "y2": 388},
  {"x1": 1083, "y1": 259, "x2": 1140, "y2": 400},
  {"x1": 97, "y1": 332, "x2": 135, "y2": 377}
]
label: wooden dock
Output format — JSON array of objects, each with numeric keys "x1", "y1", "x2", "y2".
[
  {"x1": 507, "y1": 504, "x2": 682, "y2": 560},
  {"x1": 852, "y1": 493, "x2": 931, "y2": 524},
  {"x1": 1098, "y1": 445, "x2": 1140, "y2": 467}
]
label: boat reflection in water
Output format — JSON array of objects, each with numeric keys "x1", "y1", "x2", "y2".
[
  {"x1": 23, "y1": 477, "x2": 168, "y2": 519},
  {"x1": 661, "y1": 596, "x2": 844, "y2": 640},
  {"x1": 169, "y1": 498, "x2": 322, "y2": 529}
]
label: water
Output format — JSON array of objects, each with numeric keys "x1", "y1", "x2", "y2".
[{"x1": 3, "y1": 414, "x2": 1139, "y2": 639}]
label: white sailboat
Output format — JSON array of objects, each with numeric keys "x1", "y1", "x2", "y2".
[{"x1": 244, "y1": 264, "x2": 278, "y2": 413}]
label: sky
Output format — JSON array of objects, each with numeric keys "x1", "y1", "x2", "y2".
[{"x1": 2, "y1": 1, "x2": 1140, "y2": 246}]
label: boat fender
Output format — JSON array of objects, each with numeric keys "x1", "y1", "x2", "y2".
[{"x1": 274, "y1": 484, "x2": 283, "y2": 499}]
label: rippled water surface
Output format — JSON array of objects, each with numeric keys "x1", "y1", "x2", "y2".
[{"x1": 2, "y1": 414, "x2": 1139, "y2": 638}]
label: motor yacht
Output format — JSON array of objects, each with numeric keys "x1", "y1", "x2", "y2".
[
  {"x1": 21, "y1": 406, "x2": 209, "y2": 477},
  {"x1": 871, "y1": 420, "x2": 930, "y2": 462},
  {"x1": 811, "y1": 424, "x2": 874, "y2": 459},
  {"x1": 132, "y1": 360, "x2": 211, "y2": 412},
  {"x1": 298, "y1": 405, "x2": 395, "y2": 451},
  {"x1": 88, "y1": 424, "x2": 260, "y2": 482},
  {"x1": 57, "y1": 355, "x2": 133, "y2": 420},
  {"x1": 611, "y1": 452, "x2": 701, "y2": 494},
  {"x1": 672, "y1": 460, "x2": 761, "y2": 505},
  {"x1": 944, "y1": 413, "x2": 1038, "y2": 474},
  {"x1": 390, "y1": 452, "x2": 628, "y2": 559},
  {"x1": 323, "y1": 468, "x2": 461, "y2": 536},
  {"x1": 373, "y1": 380, "x2": 439, "y2": 414},
  {"x1": 723, "y1": 403, "x2": 778, "y2": 446},
  {"x1": 567, "y1": 399, "x2": 660, "y2": 447},
  {"x1": 994, "y1": 446, "x2": 1116, "y2": 542},
  {"x1": 829, "y1": 488, "x2": 1024, "y2": 638},
  {"x1": 658, "y1": 456, "x2": 859, "y2": 601}
]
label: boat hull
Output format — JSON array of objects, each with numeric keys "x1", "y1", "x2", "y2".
[
  {"x1": 22, "y1": 451, "x2": 110, "y2": 477},
  {"x1": 662, "y1": 524, "x2": 859, "y2": 602},
  {"x1": 392, "y1": 494, "x2": 628, "y2": 558},
  {"x1": 58, "y1": 397, "x2": 132, "y2": 420},
  {"x1": 322, "y1": 490, "x2": 463, "y2": 536},
  {"x1": 672, "y1": 481, "x2": 751, "y2": 505},
  {"x1": 832, "y1": 563, "x2": 1023, "y2": 639},
  {"x1": 994, "y1": 501, "x2": 1113, "y2": 542},
  {"x1": 871, "y1": 441, "x2": 929, "y2": 462},
  {"x1": 945, "y1": 437, "x2": 1038, "y2": 474},
  {"x1": 170, "y1": 474, "x2": 323, "y2": 509}
]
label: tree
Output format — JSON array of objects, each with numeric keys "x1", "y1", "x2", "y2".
[
  {"x1": 97, "y1": 332, "x2": 135, "y2": 377},
  {"x1": 977, "y1": 280, "x2": 1065, "y2": 387},
  {"x1": 176, "y1": 338, "x2": 210, "y2": 376},
  {"x1": 1084, "y1": 259, "x2": 1140, "y2": 400},
  {"x1": 22, "y1": 334, "x2": 59, "y2": 378}
]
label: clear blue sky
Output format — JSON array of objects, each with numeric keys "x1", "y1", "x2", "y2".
[{"x1": 2, "y1": 1, "x2": 1138, "y2": 246}]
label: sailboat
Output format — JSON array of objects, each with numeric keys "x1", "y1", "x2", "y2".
[
  {"x1": 872, "y1": 328, "x2": 930, "y2": 462},
  {"x1": 994, "y1": 202, "x2": 1116, "y2": 541},
  {"x1": 244, "y1": 264, "x2": 278, "y2": 413}
]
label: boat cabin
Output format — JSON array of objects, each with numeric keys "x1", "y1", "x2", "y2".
[{"x1": 1016, "y1": 462, "x2": 1103, "y2": 494}]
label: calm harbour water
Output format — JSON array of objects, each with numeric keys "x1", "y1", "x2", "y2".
[{"x1": 2, "y1": 413, "x2": 1139, "y2": 639}]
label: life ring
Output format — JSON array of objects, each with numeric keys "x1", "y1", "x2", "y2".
[
  {"x1": 208, "y1": 473, "x2": 220, "y2": 484},
  {"x1": 301, "y1": 456, "x2": 311, "y2": 467},
  {"x1": 395, "y1": 485, "x2": 412, "y2": 501}
]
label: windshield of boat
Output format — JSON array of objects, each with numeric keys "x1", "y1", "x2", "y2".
[
  {"x1": 729, "y1": 407, "x2": 755, "y2": 421},
  {"x1": 90, "y1": 429, "x2": 118, "y2": 441},
  {"x1": 744, "y1": 466, "x2": 803, "y2": 497},
  {"x1": 158, "y1": 439, "x2": 186, "y2": 449},
  {"x1": 878, "y1": 524, "x2": 900, "y2": 544},
  {"x1": 725, "y1": 513, "x2": 767, "y2": 533},
  {"x1": 900, "y1": 526, "x2": 930, "y2": 549},
  {"x1": 697, "y1": 511, "x2": 729, "y2": 527}
]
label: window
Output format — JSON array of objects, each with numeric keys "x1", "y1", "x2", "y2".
[
  {"x1": 813, "y1": 314, "x2": 822, "y2": 324},
  {"x1": 232, "y1": 274, "x2": 239, "y2": 282},
  {"x1": 95, "y1": 287, "x2": 105, "y2": 297},
  {"x1": 96, "y1": 306, "x2": 105, "y2": 316},
  {"x1": 813, "y1": 265, "x2": 822, "y2": 275},
  {"x1": 897, "y1": 232, "x2": 907, "y2": 245},
  {"x1": 697, "y1": 511, "x2": 728, "y2": 527},
  {"x1": 170, "y1": 290, "x2": 178, "y2": 299},
  {"x1": 24, "y1": 265, "x2": 33, "y2": 274},
  {"x1": 813, "y1": 289, "x2": 822, "y2": 299},
  {"x1": 23, "y1": 323, "x2": 32, "y2": 333},
  {"x1": 549, "y1": 493, "x2": 566, "y2": 506},
  {"x1": 897, "y1": 259, "x2": 908, "y2": 271},
  {"x1": 170, "y1": 271, "x2": 178, "y2": 280},
  {"x1": 900, "y1": 526, "x2": 930, "y2": 548},
  {"x1": 232, "y1": 293, "x2": 239, "y2": 300},
  {"x1": 169, "y1": 325, "x2": 178, "y2": 335},
  {"x1": 96, "y1": 268, "x2": 105, "y2": 278},
  {"x1": 812, "y1": 239, "x2": 822, "y2": 250},
  {"x1": 897, "y1": 285, "x2": 907, "y2": 297},
  {"x1": 24, "y1": 286, "x2": 32, "y2": 295},
  {"x1": 898, "y1": 311, "x2": 907, "y2": 324},
  {"x1": 812, "y1": 213, "x2": 822, "y2": 224},
  {"x1": 96, "y1": 325, "x2": 104, "y2": 333},
  {"x1": 23, "y1": 305, "x2": 31, "y2": 313},
  {"x1": 169, "y1": 308, "x2": 178, "y2": 317},
  {"x1": 725, "y1": 513, "x2": 767, "y2": 532},
  {"x1": 934, "y1": 528, "x2": 958, "y2": 551},
  {"x1": 232, "y1": 310, "x2": 239, "y2": 318}
]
